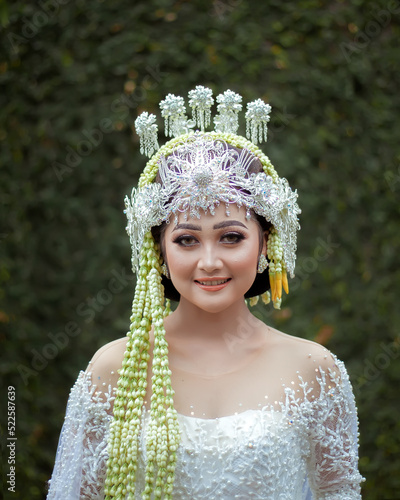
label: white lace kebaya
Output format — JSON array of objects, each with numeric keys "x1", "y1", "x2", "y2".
[{"x1": 47, "y1": 354, "x2": 364, "y2": 500}]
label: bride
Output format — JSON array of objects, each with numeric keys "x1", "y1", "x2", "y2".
[{"x1": 47, "y1": 86, "x2": 364, "y2": 499}]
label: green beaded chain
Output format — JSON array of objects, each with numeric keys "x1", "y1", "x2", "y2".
[{"x1": 105, "y1": 232, "x2": 180, "y2": 499}]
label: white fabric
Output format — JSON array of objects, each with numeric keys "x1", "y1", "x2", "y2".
[{"x1": 47, "y1": 358, "x2": 363, "y2": 499}]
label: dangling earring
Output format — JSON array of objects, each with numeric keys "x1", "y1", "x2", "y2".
[
  {"x1": 257, "y1": 254, "x2": 268, "y2": 274},
  {"x1": 161, "y1": 262, "x2": 170, "y2": 279}
]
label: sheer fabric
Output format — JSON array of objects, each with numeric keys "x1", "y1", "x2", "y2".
[{"x1": 47, "y1": 355, "x2": 363, "y2": 499}]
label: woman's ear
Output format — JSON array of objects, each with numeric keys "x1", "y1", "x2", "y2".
[{"x1": 262, "y1": 230, "x2": 268, "y2": 257}]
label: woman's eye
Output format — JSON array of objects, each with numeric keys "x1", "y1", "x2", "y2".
[
  {"x1": 174, "y1": 235, "x2": 198, "y2": 247},
  {"x1": 221, "y1": 232, "x2": 245, "y2": 244}
]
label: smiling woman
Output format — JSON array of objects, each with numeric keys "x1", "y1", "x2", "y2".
[
  {"x1": 161, "y1": 205, "x2": 263, "y2": 314},
  {"x1": 47, "y1": 87, "x2": 364, "y2": 499}
]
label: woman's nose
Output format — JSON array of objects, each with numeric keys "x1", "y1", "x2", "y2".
[{"x1": 197, "y1": 244, "x2": 223, "y2": 272}]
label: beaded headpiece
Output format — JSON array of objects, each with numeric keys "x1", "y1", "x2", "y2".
[
  {"x1": 125, "y1": 86, "x2": 301, "y2": 307},
  {"x1": 105, "y1": 87, "x2": 301, "y2": 500}
]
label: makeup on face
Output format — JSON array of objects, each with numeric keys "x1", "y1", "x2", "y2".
[{"x1": 163, "y1": 205, "x2": 264, "y2": 313}]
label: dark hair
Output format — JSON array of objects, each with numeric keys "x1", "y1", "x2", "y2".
[{"x1": 151, "y1": 144, "x2": 271, "y2": 301}]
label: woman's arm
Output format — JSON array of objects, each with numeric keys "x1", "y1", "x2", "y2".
[
  {"x1": 47, "y1": 339, "x2": 125, "y2": 499},
  {"x1": 46, "y1": 371, "x2": 113, "y2": 499},
  {"x1": 305, "y1": 358, "x2": 364, "y2": 500}
]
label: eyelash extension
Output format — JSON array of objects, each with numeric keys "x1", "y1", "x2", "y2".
[
  {"x1": 172, "y1": 230, "x2": 247, "y2": 247},
  {"x1": 172, "y1": 234, "x2": 198, "y2": 246},
  {"x1": 221, "y1": 231, "x2": 246, "y2": 243}
]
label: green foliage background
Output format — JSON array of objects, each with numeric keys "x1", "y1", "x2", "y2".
[{"x1": 1, "y1": 0, "x2": 399, "y2": 498}]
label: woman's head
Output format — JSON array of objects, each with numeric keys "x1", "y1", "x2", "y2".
[
  {"x1": 126, "y1": 87, "x2": 300, "y2": 310},
  {"x1": 127, "y1": 130, "x2": 298, "y2": 307},
  {"x1": 151, "y1": 140, "x2": 272, "y2": 302}
]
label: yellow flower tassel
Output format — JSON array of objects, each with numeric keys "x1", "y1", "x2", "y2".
[
  {"x1": 282, "y1": 268, "x2": 289, "y2": 295},
  {"x1": 275, "y1": 269, "x2": 282, "y2": 300},
  {"x1": 266, "y1": 227, "x2": 288, "y2": 309},
  {"x1": 269, "y1": 268, "x2": 276, "y2": 303}
]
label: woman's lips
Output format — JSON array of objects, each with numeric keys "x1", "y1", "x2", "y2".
[{"x1": 194, "y1": 278, "x2": 231, "y2": 291}]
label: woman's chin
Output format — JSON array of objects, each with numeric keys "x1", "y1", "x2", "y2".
[{"x1": 178, "y1": 290, "x2": 247, "y2": 314}]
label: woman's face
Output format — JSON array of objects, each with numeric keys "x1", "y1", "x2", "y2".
[{"x1": 163, "y1": 204, "x2": 266, "y2": 314}]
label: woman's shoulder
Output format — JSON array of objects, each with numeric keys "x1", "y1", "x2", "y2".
[
  {"x1": 86, "y1": 337, "x2": 128, "y2": 392},
  {"x1": 266, "y1": 326, "x2": 340, "y2": 377},
  {"x1": 260, "y1": 327, "x2": 348, "y2": 405}
]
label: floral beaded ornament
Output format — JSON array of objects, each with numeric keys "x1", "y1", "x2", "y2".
[{"x1": 105, "y1": 86, "x2": 301, "y2": 500}]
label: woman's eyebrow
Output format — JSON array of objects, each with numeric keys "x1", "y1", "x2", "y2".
[
  {"x1": 172, "y1": 220, "x2": 248, "y2": 232},
  {"x1": 213, "y1": 220, "x2": 248, "y2": 230},
  {"x1": 172, "y1": 223, "x2": 202, "y2": 232}
]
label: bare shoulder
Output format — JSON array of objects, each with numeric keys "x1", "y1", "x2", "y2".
[
  {"x1": 266, "y1": 325, "x2": 339, "y2": 376},
  {"x1": 86, "y1": 337, "x2": 127, "y2": 391}
]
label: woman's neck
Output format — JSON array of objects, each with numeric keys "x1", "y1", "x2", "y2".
[
  {"x1": 163, "y1": 297, "x2": 268, "y2": 378},
  {"x1": 165, "y1": 297, "x2": 261, "y2": 344}
]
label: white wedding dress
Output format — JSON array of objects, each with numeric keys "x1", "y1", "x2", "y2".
[{"x1": 47, "y1": 352, "x2": 364, "y2": 499}]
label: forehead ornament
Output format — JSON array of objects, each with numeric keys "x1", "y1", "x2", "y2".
[{"x1": 193, "y1": 168, "x2": 213, "y2": 189}]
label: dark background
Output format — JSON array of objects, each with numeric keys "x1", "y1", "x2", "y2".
[{"x1": 1, "y1": 1, "x2": 399, "y2": 498}]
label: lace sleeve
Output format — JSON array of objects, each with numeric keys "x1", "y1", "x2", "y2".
[
  {"x1": 306, "y1": 359, "x2": 364, "y2": 500},
  {"x1": 47, "y1": 371, "x2": 113, "y2": 500}
]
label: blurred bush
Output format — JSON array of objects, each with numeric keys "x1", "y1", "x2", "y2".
[{"x1": 1, "y1": 0, "x2": 399, "y2": 498}]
